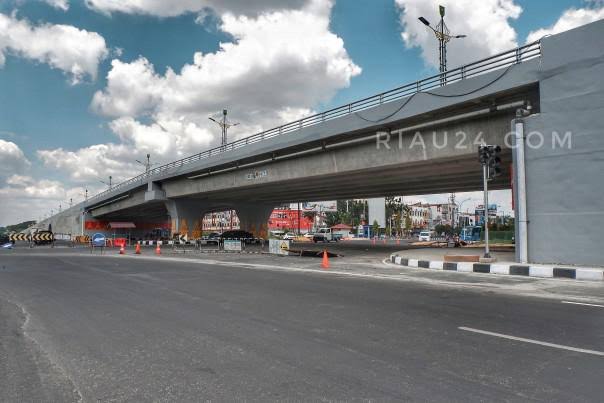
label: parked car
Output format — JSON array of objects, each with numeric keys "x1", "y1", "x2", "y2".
[
  {"x1": 418, "y1": 231, "x2": 431, "y2": 242},
  {"x1": 313, "y1": 227, "x2": 339, "y2": 243},
  {"x1": 204, "y1": 232, "x2": 222, "y2": 245},
  {"x1": 282, "y1": 233, "x2": 296, "y2": 241},
  {"x1": 220, "y1": 230, "x2": 260, "y2": 244}
]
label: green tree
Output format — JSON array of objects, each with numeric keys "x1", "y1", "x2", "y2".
[{"x1": 372, "y1": 220, "x2": 380, "y2": 238}]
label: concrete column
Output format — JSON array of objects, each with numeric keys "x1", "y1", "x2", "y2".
[
  {"x1": 164, "y1": 199, "x2": 206, "y2": 238},
  {"x1": 234, "y1": 203, "x2": 274, "y2": 238}
]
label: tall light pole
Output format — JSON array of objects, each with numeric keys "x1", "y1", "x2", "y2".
[
  {"x1": 418, "y1": 5, "x2": 466, "y2": 85},
  {"x1": 99, "y1": 176, "x2": 112, "y2": 190},
  {"x1": 209, "y1": 109, "x2": 239, "y2": 148}
]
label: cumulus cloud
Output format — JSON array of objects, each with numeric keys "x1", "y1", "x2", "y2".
[
  {"x1": 37, "y1": 0, "x2": 359, "y2": 184},
  {"x1": 0, "y1": 13, "x2": 108, "y2": 84},
  {"x1": 91, "y1": 0, "x2": 360, "y2": 125},
  {"x1": 85, "y1": 0, "x2": 306, "y2": 17},
  {"x1": 395, "y1": 0, "x2": 522, "y2": 70},
  {"x1": 0, "y1": 175, "x2": 100, "y2": 226},
  {"x1": 37, "y1": 116, "x2": 215, "y2": 183},
  {"x1": 45, "y1": 0, "x2": 69, "y2": 11},
  {"x1": 526, "y1": 6, "x2": 604, "y2": 43},
  {"x1": 0, "y1": 139, "x2": 30, "y2": 181}
]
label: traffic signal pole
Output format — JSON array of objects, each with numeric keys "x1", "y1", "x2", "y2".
[{"x1": 482, "y1": 164, "x2": 491, "y2": 258}]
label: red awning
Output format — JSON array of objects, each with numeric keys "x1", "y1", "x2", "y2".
[{"x1": 109, "y1": 222, "x2": 136, "y2": 229}]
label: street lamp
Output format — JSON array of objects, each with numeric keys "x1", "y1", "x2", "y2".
[
  {"x1": 209, "y1": 109, "x2": 239, "y2": 148},
  {"x1": 99, "y1": 176, "x2": 112, "y2": 190},
  {"x1": 135, "y1": 153, "x2": 159, "y2": 174},
  {"x1": 418, "y1": 5, "x2": 466, "y2": 85}
]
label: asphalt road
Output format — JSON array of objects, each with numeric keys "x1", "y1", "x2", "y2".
[{"x1": 0, "y1": 253, "x2": 602, "y2": 402}]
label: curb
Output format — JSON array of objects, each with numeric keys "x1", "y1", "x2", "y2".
[{"x1": 390, "y1": 254, "x2": 604, "y2": 282}]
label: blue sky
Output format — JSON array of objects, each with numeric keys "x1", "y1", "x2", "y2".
[{"x1": 0, "y1": 0, "x2": 602, "y2": 225}]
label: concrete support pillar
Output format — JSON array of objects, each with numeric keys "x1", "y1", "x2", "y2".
[
  {"x1": 164, "y1": 199, "x2": 205, "y2": 238},
  {"x1": 234, "y1": 203, "x2": 274, "y2": 238}
]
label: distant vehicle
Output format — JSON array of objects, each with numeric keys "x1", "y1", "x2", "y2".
[
  {"x1": 204, "y1": 232, "x2": 222, "y2": 245},
  {"x1": 0, "y1": 234, "x2": 10, "y2": 245},
  {"x1": 303, "y1": 233, "x2": 314, "y2": 239},
  {"x1": 418, "y1": 231, "x2": 431, "y2": 242},
  {"x1": 220, "y1": 230, "x2": 260, "y2": 244},
  {"x1": 282, "y1": 233, "x2": 296, "y2": 241},
  {"x1": 270, "y1": 230, "x2": 285, "y2": 237},
  {"x1": 313, "y1": 228, "x2": 340, "y2": 243}
]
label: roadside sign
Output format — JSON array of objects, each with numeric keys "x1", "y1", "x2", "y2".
[
  {"x1": 92, "y1": 233, "x2": 106, "y2": 247},
  {"x1": 269, "y1": 239, "x2": 290, "y2": 255},
  {"x1": 223, "y1": 240, "x2": 242, "y2": 251}
]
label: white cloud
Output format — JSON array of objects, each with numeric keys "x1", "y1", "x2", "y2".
[
  {"x1": 45, "y1": 0, "x2": 69, "y2": 11},
  {"x1": 85, "y1": 0, "x2": 306, "y2": 17},
  {"x1": 0, "y1": 139, "x2": 30, "y2": 181},
  {"x1": 395, "y1": 0, "x2": 522, "y2": 70},
  {"x1": 36, "y1": 0, "x2": 359, "y2": 184},
  {"x1": 91, "y1": 0, "x2": 360, "y2": 125},
  {"x1": 37, "y1": 116, "x2": 214, "y2": 183},
  {"x1": 0, "y1": 13, "x2": 108, "y2": 84},
  {"x1": 0, "y1": 175, "x2": 99, "y2": 226},
  {"x1": 526, "y1": 6, "x2": 604, "y2": 43}
]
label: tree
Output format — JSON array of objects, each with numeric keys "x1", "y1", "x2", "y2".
[
  {"x1": 5, "y1": 220, "x2": 36, "y2": 233},
  {"x1": 372, "y1": 220, "x2": 380, "y2": 238}
]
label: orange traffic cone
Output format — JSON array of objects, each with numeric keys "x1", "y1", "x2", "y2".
[
  {"x1": 135, "y1": 243, "x2": 141, "y2": 254},
  {"x1": 155, "y1": 243, "x2": 161, "y2": 255},
  {"x1": 321, "y1": 249, "x2": 330, "y2": 270},
  {"x1": 119, "y1": 244, "x2": 125, "y2": 254}
]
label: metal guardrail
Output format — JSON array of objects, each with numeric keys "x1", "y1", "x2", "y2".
[{"x1": 87, "y1": 41, "x2": 541, "y2": 204}]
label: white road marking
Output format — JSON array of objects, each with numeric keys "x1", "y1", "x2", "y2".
[
  {"x1": 458, "y1": 326, "x2": 604, "y2": 356},
  {"x1": 561, "y1": 301, "x2": 604, "y2": 308}
]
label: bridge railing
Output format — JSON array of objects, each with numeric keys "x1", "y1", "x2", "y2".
[{"x1": 87, "y1": 41, "x2": 541, "y2": 204}]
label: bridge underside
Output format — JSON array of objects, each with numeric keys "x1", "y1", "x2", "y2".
[{"x1": 94, "y1": 150, "x2": 511, "y2": 222}]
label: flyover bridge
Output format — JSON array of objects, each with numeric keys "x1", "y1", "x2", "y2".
[{"x1": 41, "y1": 20, "x2": 604, "y2": 266}]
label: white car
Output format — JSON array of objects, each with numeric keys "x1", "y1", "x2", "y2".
[
  {"x1": 418, "y1": 231, "x2": 431, "y2": 242},
  {"x1": 282, "y1": 233, "x2": 296, "y2": 240},
  {"x1": 303, "y1": 233, "x2": 314, "y2": 239}
]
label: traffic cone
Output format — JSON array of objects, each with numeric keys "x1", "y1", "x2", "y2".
[
  {"x1": 321, "y1": 249, "x2": 330, "y2": 270},
  {"x1": 119, "y1": 244, "x2": 125, "y2": 255},
  {"x1": 135, "y1": 243, "x2": 141, "y2": 255},
  {"x1": 155, "y1": 243, "x2": 161, "y2": 255}
]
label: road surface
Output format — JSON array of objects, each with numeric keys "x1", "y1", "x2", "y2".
[{"x1": 0, "y1": 252, "x2": 602, "y2": 401}]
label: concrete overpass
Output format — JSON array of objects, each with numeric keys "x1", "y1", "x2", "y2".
[{"x1": 41, "y1": 20, "x2": 604, "y2": 266}]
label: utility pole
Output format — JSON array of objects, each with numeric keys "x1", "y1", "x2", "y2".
[
  {"x1": 418, "y1": 5, "x2": 466, "y2": 85},
  {"x1": 209, "y1": 109, "x2": 239, "y2": 149}
]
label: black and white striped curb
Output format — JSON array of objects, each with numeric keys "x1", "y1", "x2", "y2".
[{"x1": 389, "y1": 254, "x2": 603, "y2": 281}]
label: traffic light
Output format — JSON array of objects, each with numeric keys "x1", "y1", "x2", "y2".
[
  {"x1": 478, "y1": 144, "x2": 502, "y2": 180},
  {"x1": 488, "y1": 145, "x2": 502, "y2": 179}
]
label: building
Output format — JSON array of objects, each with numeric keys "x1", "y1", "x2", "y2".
[
  {"x1": 268, "y1": 206, "x2": 313, "y2": 233},
  {"x1": 459, "y1": 212, "x2": 476, "y2": 227},
  {"x1": 409, "y1": 203, "x2": 430, "y2": 229},
  {"x1": 202, "y1": 210, "x2": 239, "y2": 232},
  {"x1": 428, "y1": 203, "x2": 458, "y2": 228}
]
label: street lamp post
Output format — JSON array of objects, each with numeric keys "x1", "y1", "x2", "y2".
[
  {"x1": 418, "y1": 5, "x2": 466, "y2": 85},
  {"x1": 209, "y1": 109, "x2": 239, "y2": 148}
]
